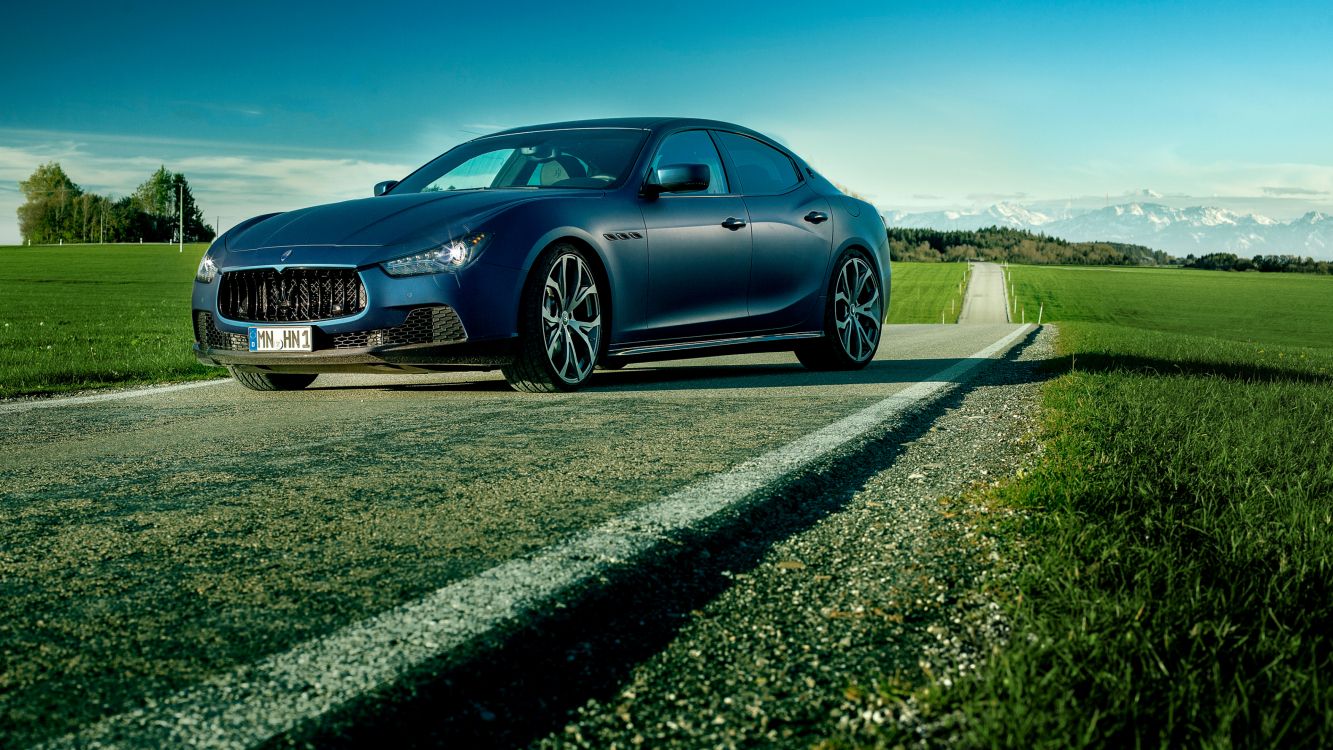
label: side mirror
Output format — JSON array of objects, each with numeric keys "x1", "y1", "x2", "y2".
[
  {"x1": 374, "y1": 180, "x2": 399, "y2": 197},
  {"x1": 643, "y1": 163, "x2": 710, "y2": 197}
]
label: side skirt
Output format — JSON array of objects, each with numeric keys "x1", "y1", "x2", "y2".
[{"x1": 605, "y1": 332, "x2": 821, "y2": 365}]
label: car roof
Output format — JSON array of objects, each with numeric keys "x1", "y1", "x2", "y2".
[{"x1": 485, "y1": 117, "x2": 767, "y2": 140}]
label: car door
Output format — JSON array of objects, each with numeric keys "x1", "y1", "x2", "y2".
[
  {"x1": 713, "y1": 131, "x2": 833, "y2": 333},
  {"x1": 638, "y1": 129, "x2": 753, "y2": 342}
]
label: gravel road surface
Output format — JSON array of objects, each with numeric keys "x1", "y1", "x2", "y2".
[
  {"x1": 958, "y1": 262, "x2": 1010, "y2": 324},
  {"x1": 0, "y1": 323, "x2": 1037, "y2": 748}
]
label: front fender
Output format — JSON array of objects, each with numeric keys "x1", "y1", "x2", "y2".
[{"x1": 483, "y1": 197, "x2": 650, "y2": 343}]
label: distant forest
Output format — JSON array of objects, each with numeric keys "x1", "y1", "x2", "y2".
[
  {"x1": 1183, "y1": 252, "x2": 1330, "y2": 275},
  {"x1": 887, "y1": 225, "x2": 1173, "y2": 266},
  {"x1": 886, "y1": 225, "x2": 1331, "y2": 274}
]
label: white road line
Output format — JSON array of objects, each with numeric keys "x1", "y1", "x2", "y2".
[
  {"x1": 42, "y1": 324, "x2": 1034, "y2": 750},
  {"x1": 0, "y1": 379, "x2": 229, "y2": 415}
]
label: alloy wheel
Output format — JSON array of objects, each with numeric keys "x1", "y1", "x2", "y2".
[
  {"x1": 833, "y1": 256, "x2": 881, "y2": 362},
  {"x1": 542, "y1": 252, "x2": 602, "y2": 383}
]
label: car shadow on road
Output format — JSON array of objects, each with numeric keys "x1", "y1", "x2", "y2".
[
  {"x1": 310, "y1": 354, "x2": 1052, "y2": 396},
  {"x1": 584, "y1": 356, "x2": 1053, "y2": 391},
  {"x1": 280, "y1": 326, "x2": 1050, "y2": 749}
]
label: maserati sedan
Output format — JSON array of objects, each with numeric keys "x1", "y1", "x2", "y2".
[{"x1": 192, "y1": 118, "x2": 890, "y2": 392}]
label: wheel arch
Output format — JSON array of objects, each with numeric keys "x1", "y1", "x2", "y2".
[
  {"x1": 831, "y1": 236, "x2": 890, "y2": 318},
  {"x1": 516, "y1": 231, "x2": 614, "y2": 355}
]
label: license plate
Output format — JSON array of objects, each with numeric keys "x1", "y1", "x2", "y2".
[{"x1": 248, "y1": 326, "x2": 312, "y2": 352}]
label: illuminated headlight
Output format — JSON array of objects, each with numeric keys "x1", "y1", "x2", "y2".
[
  {"x1": 381, "y1": 233, "x2": 491, "y2": 276},
  {"x1": 195, "y1": 253, "x2": 218, "y2": 283}
]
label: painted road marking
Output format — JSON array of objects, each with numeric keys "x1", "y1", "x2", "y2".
[
  {"x1": 41, "y1": 324, "x2": 1035, "y2": 750},
  {"x1": 0, "y1": 379, "x2": 229, "y2": 415}
]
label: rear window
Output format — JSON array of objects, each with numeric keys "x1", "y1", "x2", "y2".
[{"x1": 714, "y1": 132, "x2": 801, "y2": 195}]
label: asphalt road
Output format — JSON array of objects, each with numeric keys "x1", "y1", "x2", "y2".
[
  {"x1": 958, "y1": 262, "x2": 1010, "y2": 324},
  {"x1": 0, "y1": 323, "x2": 1027, "y2": 748}
]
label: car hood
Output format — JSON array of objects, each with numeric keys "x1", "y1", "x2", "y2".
[{"x1": 225, "y1": 189, "x2": 600, "y2": 257}]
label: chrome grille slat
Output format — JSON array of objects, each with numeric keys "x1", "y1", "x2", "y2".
[{"x1": 218, "y1": 268, "x2": 366, "y2": 323}]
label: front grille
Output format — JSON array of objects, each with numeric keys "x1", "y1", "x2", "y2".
[
  {"x1": 218, "y1": 268, "x2": 366, "y2": 322},
  {"x1": 331, "y1": 307, "x2": 467, "y2": 348},
  {"x1": 195, "y1": 311, "x2": 247, "y2": 351}
]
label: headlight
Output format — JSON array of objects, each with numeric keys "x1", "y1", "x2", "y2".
[
  {"x1": 381, "y1": 232, "x2": 491, "y2": 276},
  {"x1": 195, "y1": 252, "x2": 218, "y2": 283}
]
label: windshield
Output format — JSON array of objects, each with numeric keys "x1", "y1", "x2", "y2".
[{"x1": 392, "y1": 128, "x2": 650, "y2": 193}]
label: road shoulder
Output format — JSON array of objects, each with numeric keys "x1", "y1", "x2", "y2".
[{"x1": 536, "y1": 326, "x2": 1056, "y2": 749}]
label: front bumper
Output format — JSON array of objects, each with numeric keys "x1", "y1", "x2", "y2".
[
  {"x1": 193, "y1": 308, "x2": 517, "y2": 372},
  {"x1": 192, "y1": 257, "x2": 525, "y2": 372}
]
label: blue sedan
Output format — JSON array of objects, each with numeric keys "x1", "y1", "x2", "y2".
[{"x1": 192, "y1": 118, "x2": 890, "y2": 392}]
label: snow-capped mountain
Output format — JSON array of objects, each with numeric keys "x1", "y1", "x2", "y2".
[
  {"x1": 884, "y1": 202, "x2": 1057, "y2": 230},
  {"x1": 883, "y1": 202, "x2": 1333, "y2": 260}
]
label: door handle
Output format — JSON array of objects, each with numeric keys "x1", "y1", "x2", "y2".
[
  {"x1": 804, "y1": 211, "x2": 829, "y2": 224},
  {"x1": 721, "y1": 217, "x2": 748, "y2": 230}
]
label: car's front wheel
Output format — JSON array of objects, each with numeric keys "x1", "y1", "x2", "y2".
[
  {"x1": 228, "y1": 368, "x2": 318, "y2": 391},
  {"x1": 796, "y1": 250, "x2": 882, "y2": 370},
  {"x1": 503, "y1": 244, "x2": 604, "y2": 392}
]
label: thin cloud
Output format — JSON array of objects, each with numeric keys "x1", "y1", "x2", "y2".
[
  {"x1": 966, "y1": 192, "x2": 1029, "y2": 202},
  {"x1": 1261, "y1": 185, "x2": 1328, "y2": 197},
  {"x1": 460, "y1": 123, "x2": 512, "y2": 135},
  {"x1": 0, "y1": 127, "x2": 411, "y2": 161}
]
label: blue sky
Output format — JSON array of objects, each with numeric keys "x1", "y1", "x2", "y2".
[{"x1": 3, "y1": 0, "x2": 1331, "y2": 242}]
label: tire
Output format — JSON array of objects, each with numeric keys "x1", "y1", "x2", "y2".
[
  {"x1": 796, "y1": 249, "x2": 883, "y2": 371},
  {"x1": 502, "y1": 244, "x2": 605, "y2": 393},
  {"x1": 229, "y1": 368, "x2": 318, "y2": 391}
]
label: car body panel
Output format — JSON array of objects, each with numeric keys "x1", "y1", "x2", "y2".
[
  {"x1": 640, "y1": 194, "x2": 752, "y2": 342},
  {"x1": 741, "y1": 184, "x2": 833, "y2": 332}
]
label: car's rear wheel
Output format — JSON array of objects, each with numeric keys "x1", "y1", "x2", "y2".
[
  {"x1": 229, "y1": 367, "x2": 318, "y2": 391},
  {"x1": 502, "y1": 244, "x2": 603, "y2": 393},
  {"x1": 796, "y1": 250, "x2": 882, "y2": 370}
]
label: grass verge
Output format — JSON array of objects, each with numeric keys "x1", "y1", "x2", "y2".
[
  {"x1": 887, "y1": 261, "x2": 970, "y2": 324},
  {"x1": 842, "y1": 266, "x2": 1333, "y2": 747},
  {"x1": 0, "y1": 243, "x2": 218, "y2": 399}
]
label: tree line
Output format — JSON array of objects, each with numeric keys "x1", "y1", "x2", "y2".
[
  {"x1": 16, "y1": 162, "x2": 215, "y2": 245},
  {"x1": 888, "y1": 225, "x2": 1173, "y2": 266},
  {"x1": 1183, "y1": 252, "x2": 1331, "y2": 275}
]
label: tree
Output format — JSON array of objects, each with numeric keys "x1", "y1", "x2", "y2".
[
  {"x1": 132, "y1": 167, "x2": 215, "y2": 242},
  {"x1": 17, "y1": 162, "x2": 83, "y2": 243},
  {"x1": 15, "y1": 162, "x2": 216, "y2": 244}
]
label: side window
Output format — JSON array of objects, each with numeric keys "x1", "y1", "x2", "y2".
[
  {"x1": 714, "y1": 132, "x2": 800, "y2": 195},
  {"x1": 650, "y1": 130, "x2": 728, "y2": 195}
]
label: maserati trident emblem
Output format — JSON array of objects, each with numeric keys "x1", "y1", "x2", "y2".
[
  {"x1": 275, "y1": 277, "x2": 295, "y2": 308},
  {"x1": 280, "y1": 249, "x2": 293, "y2": 262}
]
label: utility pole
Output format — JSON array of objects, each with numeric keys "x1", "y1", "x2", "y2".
[{"x1": 179, "y1": 182, "x2": 184, "y2": 253}]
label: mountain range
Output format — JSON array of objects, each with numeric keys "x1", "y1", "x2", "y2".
[{"x1": 882, "y1": 202, "x2": 1333, "y2": 260}]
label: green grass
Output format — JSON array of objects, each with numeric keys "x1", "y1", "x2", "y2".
[
  {"x1": 849, "y1": 265, "x2": 1333, "y2": 748},
  {"x1": 887, "y1": 261, "x2": 970, "y2": 324},
  {"x1": 1009, "y1": 265, "x2": 1333, "y2": 351},
  {"x1": 0, "y1": 244, "x2": 218, "y2": 398}
]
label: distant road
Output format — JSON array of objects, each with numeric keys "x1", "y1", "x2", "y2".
[{"x1": 958, "y1": 261, "x2": 1011, "y2": 324}]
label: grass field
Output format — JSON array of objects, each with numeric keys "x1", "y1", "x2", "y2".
[
  {"x1": 886, "y1": 261, "x2": 970, "y2": 324},
  {"x1": 853, "y1": 265, "x2": 1333, "y2": 748},
  {"x1": 0, "y1": 244, "x2": 217, "y2": 398}
]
